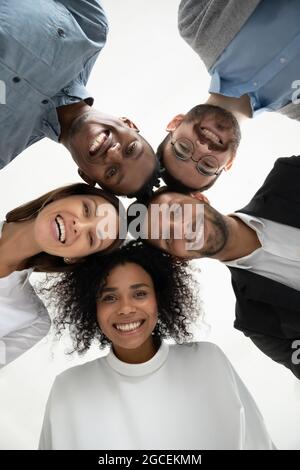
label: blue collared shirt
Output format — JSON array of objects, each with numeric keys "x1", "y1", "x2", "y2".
[
  {"x1": 209, "y1": 0, "x2": 300, "y2": 116},
  {"x1": 0, "y1": 0, "x2": 108, "y2": 169}
]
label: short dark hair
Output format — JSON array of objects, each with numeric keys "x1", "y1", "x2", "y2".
[{"x1": 44, "y1": 240, "x2": 202, "y2": 353}]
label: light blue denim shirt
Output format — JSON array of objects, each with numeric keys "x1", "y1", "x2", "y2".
[
  {"x1": 0, "y1": 0, "x2": 108, "y2": 169},
  {"x1": 209, "y1": 0, "x2": 300, "y2": 116}
]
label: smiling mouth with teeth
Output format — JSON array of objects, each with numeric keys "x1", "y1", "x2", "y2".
[
  {"x1": 89, "y1": 130, "x2": 111, "y2": 157},
  {"x1": 200, "y1": 127, "x2": 223, "y2": 145},
  {"x1": 114, "y1": 320, "x2": 145, "y2": 333},
  {"x1": 55, "y1": 215, "x2": 66, "y2": 244}
]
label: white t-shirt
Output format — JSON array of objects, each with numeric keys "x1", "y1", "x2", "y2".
[
  {"x1": 0, "y1": 221, "x2": 50, "y2": 367},
  {"x1": 39, "y1": 341, "x2": 273, "y2": 450}
]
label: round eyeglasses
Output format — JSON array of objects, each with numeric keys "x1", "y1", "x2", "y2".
[{"x1": 171, "y1": 137, "x2": 221, "y2": 176}]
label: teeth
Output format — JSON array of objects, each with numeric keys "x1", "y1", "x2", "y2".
[
  {"x1": 89, "y1": 132, "x2": 107, "y2": 154},
  {"x1": 55, "y1": 221, "x2": 60, "y2": 240},
  {"x1": 56, "y1": 215, "x2": 66, "y2": 243},
  {"x1": 115, "y1": 321, "x2": 142, "y2": 332},
  {"x1": 201, "y1": 127, "x2": 221, "y2": 144}
]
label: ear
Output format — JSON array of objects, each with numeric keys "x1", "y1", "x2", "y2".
[
  {"x1": 119, "y1": 117, "x2": 139, "y2": 132},
  {"x1": 190, "y1": 192, "x2": 210, "y2": 205},
  {"x1": 166, "y1": 114, "x2": 186, "y2": 132},
  {"x1": 78, "y1": 169, "x2": 96, "y2": 186},
  {"x1": 224, "y1": 153, "x2": 236, "y2": 172}
]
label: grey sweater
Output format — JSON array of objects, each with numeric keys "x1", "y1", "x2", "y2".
[{"x1": 178, "y1": 0, "x2": 300, "y2": 121}]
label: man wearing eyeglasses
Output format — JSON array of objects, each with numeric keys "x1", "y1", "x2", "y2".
[
  {"x1": 158, "y1": 0, "x2": 300, "y2": 192},
  {"x1": 157, "y1": 104, "x2": 241, "y2": 192}
]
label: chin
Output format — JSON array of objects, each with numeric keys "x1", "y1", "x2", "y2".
[{"x1": 118, "y1": 338, "x2": 145, "y2": 350}]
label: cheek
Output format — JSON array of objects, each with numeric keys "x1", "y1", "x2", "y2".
[
  {"x1": 96, "y1": 305, "x2": 112, "y2": 331},
  {"x1": 146, "y1": 298, "x2": 158, "y2": 324},
  {"x1": 173, "y1": 239, "x2": 186, "y2": 257}
]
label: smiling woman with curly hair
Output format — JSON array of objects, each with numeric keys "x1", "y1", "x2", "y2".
[
  {"x1": 48, "y1": 239, "x2": 201, "y2": 354},
  {"x1": 39, "y1": 240, "x2": 273, "y2": 450}
]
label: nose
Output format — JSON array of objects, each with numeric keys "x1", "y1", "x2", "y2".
[
  {"x1": 118, "y1": 297, "x2": 136, "y2": 316},
  {"x1": 169, "y1": 211, "x2": 193, "y2": 243},
  {"x1": 72, "y1": 217, "x2": 95, "y2": 238},
  {"x1": 72, "y1": 218, "x2": 79, "y2": 235},
  {"x1": 191, "y1": 140, "x2": 209, "y2": 162},
  {"x1": 169, "y1": 218, "x2": 183, "y2": 241},
  {"x1": 106, "y1": 142, "x2": 122, "y2": 163}
]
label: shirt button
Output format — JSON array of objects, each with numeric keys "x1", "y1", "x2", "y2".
[
  {"x1": 41, "y1": 99, "x2": 49, "y2": 105},
  {"x1": 280, "y1": 57, "x2": 286, "y2": 63},
  {"x1": 57, "y1": 28, "x2": 66, "y2": 38},
  {"x1": 253, "y1": 81, "x2": 258, "y2": 87},
  {"x1": 12, "y1": 76, "x2": 21, "y2": 83}
]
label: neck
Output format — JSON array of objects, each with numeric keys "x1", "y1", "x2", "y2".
[
  {"x1": 206, "y1": 93, "x2": 252, "y2": 121},
  {"x1": 0, "y1": 220, "x2": 41, "y2": 276},
  {"x1": 57, "y1": 101, "x2": 91, "y2": 146},
  {"x1": 213, "y1": 215, "x2": 261, "y2": 262},
  {"x1": 113, "y1": 336, "x2": 159, "y2": 364}
]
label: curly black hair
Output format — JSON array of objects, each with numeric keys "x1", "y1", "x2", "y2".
[{"x1": 45, "y1": 240, "x2": 202, "y2": 354}]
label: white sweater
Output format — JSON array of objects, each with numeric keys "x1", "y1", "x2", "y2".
[
  {"x1": 0, "y1": 221, "x2": 50, "y2": 368},
  {"x1": 39, "y1": 341, "x2": 273, "y2": 450}
]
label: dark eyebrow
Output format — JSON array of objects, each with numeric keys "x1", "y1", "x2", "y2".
[
  {"x1": 91, "y1": 198, "x2": 97, "y2": 216},
  {"x1": 114, "y1": 143, "x2": 144, "y2": 188},
  {"x1": 134, "y1": 146, "x2": 143, "y2": 160},
  {"x1": 83, "y1": 197, "x2": 97, "y2": 217},
  {"x1": 101, "y1": 283, "x2": 150, "y2": 293},
  {"x1": 130, "y1": 283, "x2": 150, "y2": 289},
  {"x1": 125, "y1": 139, "x2": 143, "y2": 160},
  {"x1": 101, "y1": 287, "x2": 117, "y2": 293}
]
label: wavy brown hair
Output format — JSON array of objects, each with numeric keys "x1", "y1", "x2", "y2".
[{"x1": 6, "y1": 183, "x2": 125, "y2": 273}]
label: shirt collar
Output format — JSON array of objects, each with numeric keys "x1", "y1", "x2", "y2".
[
  {"x1": 104, "y1": 340, "x2": 169, "y2": 377},
  {"x1": 223, "y1": 212, "x2": 264, "y2": 268},
  {"x1": 43, "y1": 84, "x2": 94, "y2": 142}
]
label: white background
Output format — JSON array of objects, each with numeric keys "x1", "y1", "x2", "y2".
[{"x1": 0, "y1": 0, "x2": 299, "y2": 450}]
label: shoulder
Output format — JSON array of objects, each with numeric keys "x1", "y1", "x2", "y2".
[
  {"x1": 53, "y1": 354, "x2": 107, "y2": 390},
  {"x1": 178, "y1": 0, "x2": 212, "y2": 43},
  {"x1": 274, "y1": 155, "x2": 300, "y2": 169},
  {"x1": 178, "y1": 0, "x2": 261, "y2": 70},
  {"x1": 259, "y1": 155, "x2": 300, "y2": 190},
  {"x1": 170, "y1": 341, "x2": 231, "y2": 364},
  {"x1": 168, "y1": 342, "x2": 237, "y2": 386},
  {"x1": 60, "y1": 0, "x2": 108, "y2": 45}
]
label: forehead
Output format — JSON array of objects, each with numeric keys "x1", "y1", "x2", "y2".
[
  {"x1": 151, "y1": 191, "x2": 191, "y2": 205},
  {"x1": 145, "y1": 192, "x2": 188, "y2": 233},
  {"x1": 57, "y1": 194, "x2": 111, "y2": 206},
  {"x1": 105, "y1": 262, "x2": 152, "y2": 285}
]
